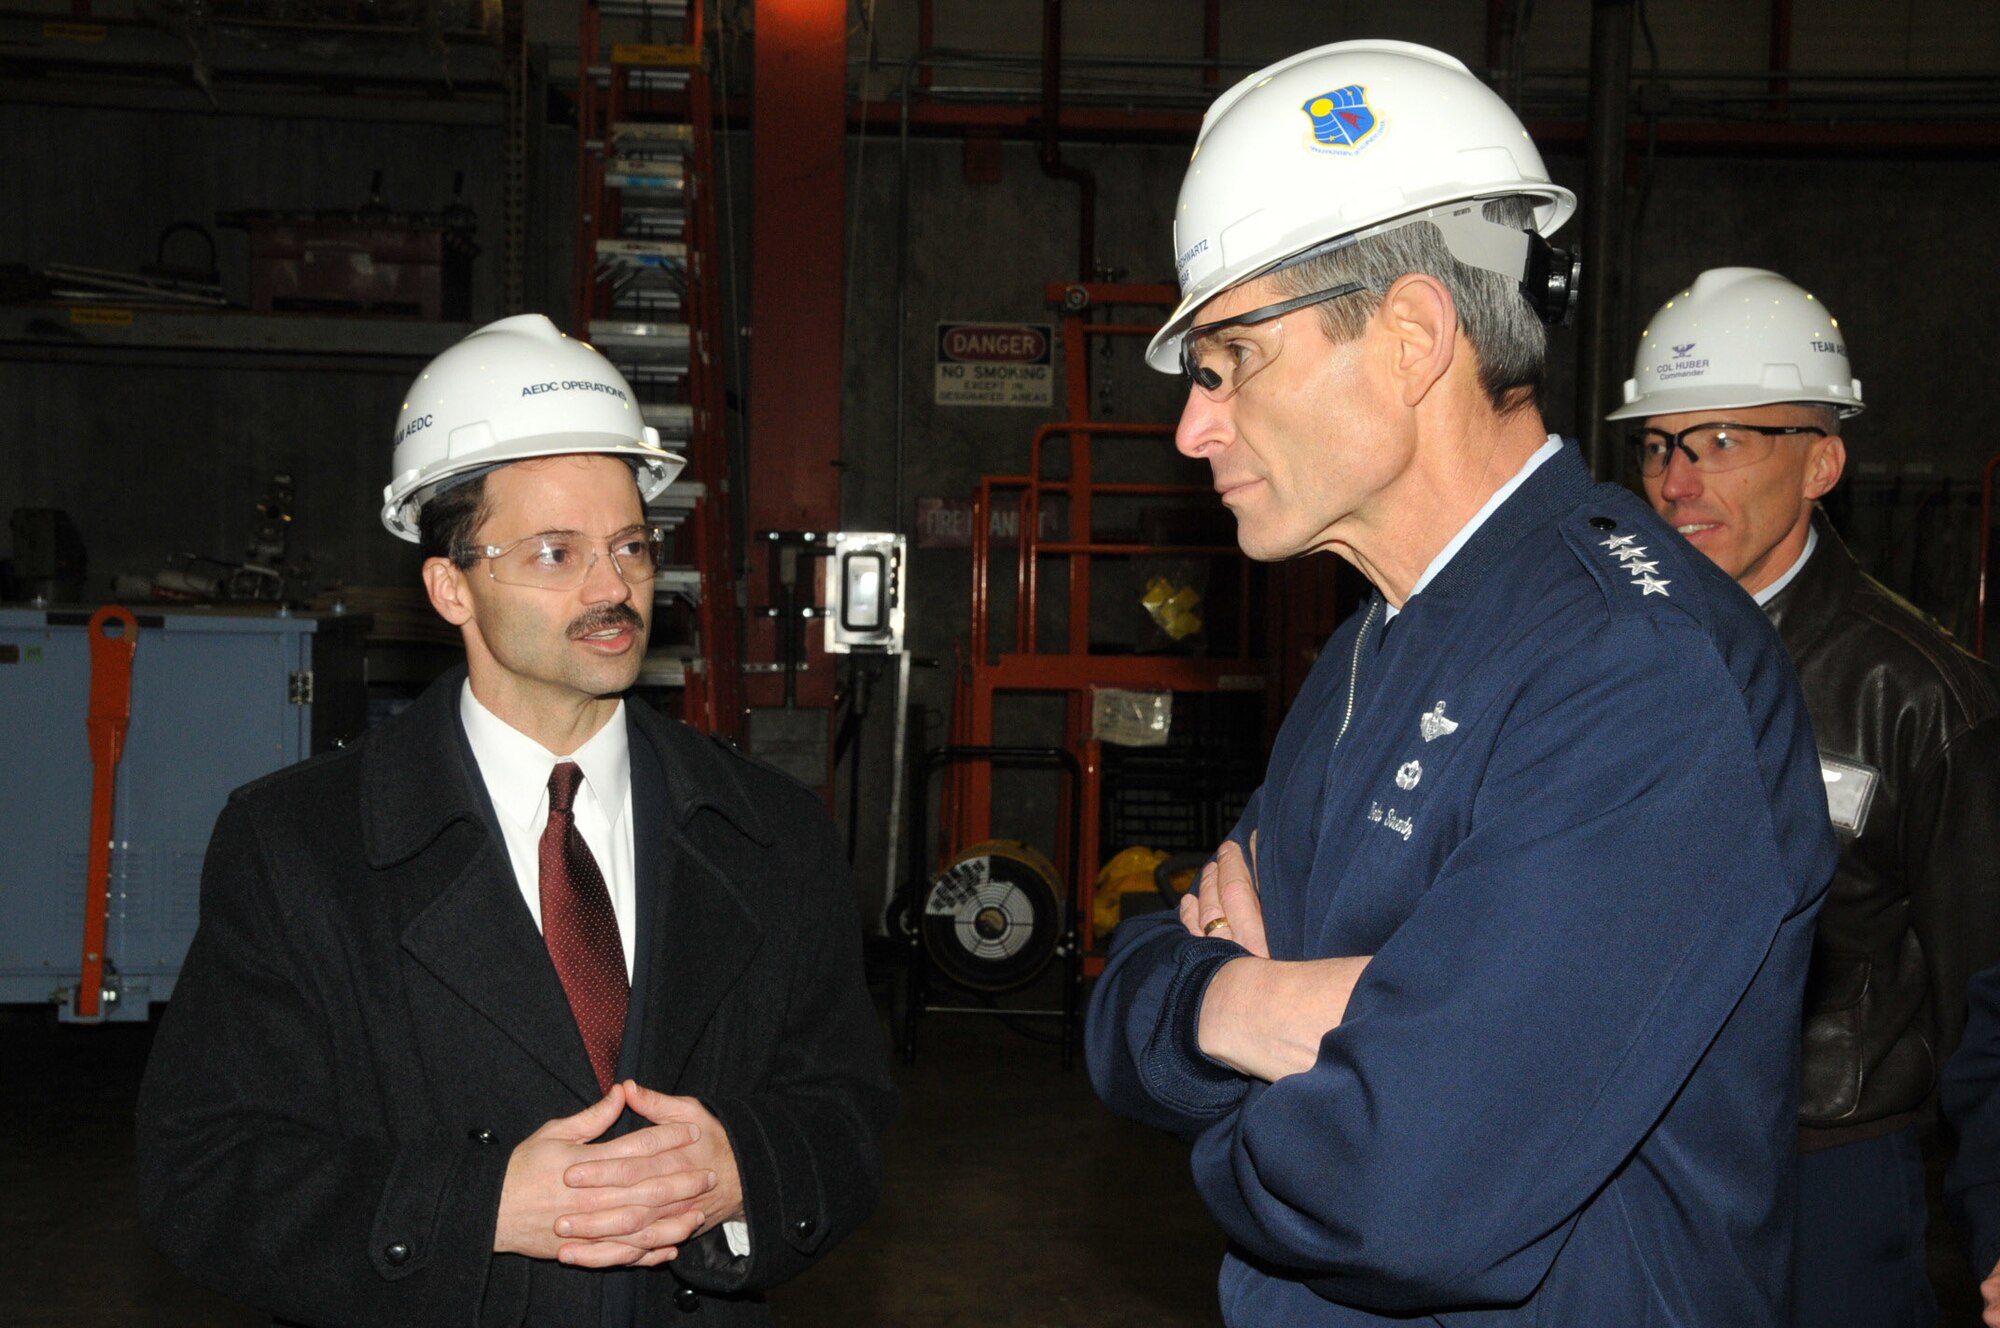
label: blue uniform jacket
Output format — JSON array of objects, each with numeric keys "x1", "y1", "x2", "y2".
[
  {"x1": 1087, "y1": 443, "x2": 1838, "y2": 1325},
  {"x1": 1944, "y1": 960, "x2": 2000, "y2": 1281}
]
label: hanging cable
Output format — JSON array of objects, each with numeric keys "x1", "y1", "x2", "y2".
[
  {"x1": 711, "y1": 0, "x2": 752, "y2": 582},
  {"x1": 843, "y1": 0, "x2": 880, "y2": 392}
]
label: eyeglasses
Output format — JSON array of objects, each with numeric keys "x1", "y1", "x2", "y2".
[
  {"x1": 1627, "y1": 422, "x2": 1829, "y2": 479},
  {"x1": 1181, "y1": 281, "x2": 1369, "y2": 400},
  {"x1": 457, "y1": 526, "x2": 665, "y2": 591}
]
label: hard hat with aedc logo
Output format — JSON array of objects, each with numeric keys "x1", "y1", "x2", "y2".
[
  {"x1": 380, "y1": 313, "x2": 686, "y2": 542},
  {"x1": 1148, "y1": 38, "x2": 1579, "y2": 374},
  {"x1": 1608, "y1": 267, "x2": 1865, "y2": 422}
]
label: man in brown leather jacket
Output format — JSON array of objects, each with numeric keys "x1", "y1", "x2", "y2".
[{"x1": 1612, "y1": 267, "x2": 2000, "y2": 1326}]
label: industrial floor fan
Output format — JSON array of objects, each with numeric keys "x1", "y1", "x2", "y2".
[{"x1": 896, "y1": 745, "x2": 1081, "y2": 1068}]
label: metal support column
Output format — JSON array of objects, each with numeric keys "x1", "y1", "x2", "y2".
[
  {"x1": 747, "y1": 0, "x2": 846, "y2": 718},
  {"x1": 1577, "y1": 0, "x2": 1632, "y2": 479}
]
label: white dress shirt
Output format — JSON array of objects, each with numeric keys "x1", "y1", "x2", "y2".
[
  {"x1": 1753, "y1": 522, "x2": 1818, "y2": 607},
  {"x1": 1389, "y1": 436, "x2": 1563, "y2": 618},
  {"x1": 459, "y1": 683, "x2": 752, "y2": 1255},
  {"x1": 460, "y1": 683, "x2": 637, "y2": 979}
]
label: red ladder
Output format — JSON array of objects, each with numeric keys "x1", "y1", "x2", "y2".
[{"x1": 573, "y1": 1, "x2": 741, "y2": 737}]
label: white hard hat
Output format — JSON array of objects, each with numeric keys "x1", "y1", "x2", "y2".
[
  {"x1": 381, "y1": 313, "x2": 686, "y2": 542},
  {"x1": 1147, "y1": 39, "x2": 1578, "y2": 373},
  {"x1": 1607, "y1": 267, "x2": 1864, "y2": 421}
]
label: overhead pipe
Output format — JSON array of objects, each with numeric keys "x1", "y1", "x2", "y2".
[
  {"x1": 1202, "y1": 0, "x2": 1221, "y2": 92},
  {"x1": 1488, "y1": 0, "x2": 1526, "y2": 108},
  {"x1": 894, "y1": 41, "x2": 1102, "y2": 534},
  {"x1": 1038, "y1": 0, "x2": 1097, "y2": 283},
  {"x1": 1576, "y1": 0, "x2": 1633, "y2": 479},
  {"x1": 1768, "y1": 0, "x2": 1795, "y2": 119}
]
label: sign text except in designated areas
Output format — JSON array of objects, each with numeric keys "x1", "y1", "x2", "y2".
[{"x1": 935, "y1": 322, "x2": 1055, "y2": 408}]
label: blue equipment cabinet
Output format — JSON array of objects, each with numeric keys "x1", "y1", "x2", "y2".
[{"x1": 0, "y1": 606, "x2": 368, "y2": 1021}]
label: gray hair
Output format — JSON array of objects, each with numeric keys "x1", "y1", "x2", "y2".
[{"x1": 1268, "y1": 195, "x2": 1547, "y2": 415}]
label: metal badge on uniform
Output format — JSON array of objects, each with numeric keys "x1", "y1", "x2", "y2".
[
  {"x1": 1819, "y1": 755, "x2": 1880, "y2": 836},
  {"x1": 1395, "y1": 760, "x2": 1421, "y2": 790},
  {"x1": 1419, "y1": 702, "x2": 1458, "y2": 742}
]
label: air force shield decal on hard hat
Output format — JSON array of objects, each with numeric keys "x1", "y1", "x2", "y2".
[{"x1": 1302, "y1": 85, "x2": 1380, "y2": 152}]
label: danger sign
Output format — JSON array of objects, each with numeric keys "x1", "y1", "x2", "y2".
[{"x1": 935, "y1": 321, "x2": 1055, "y2": 408}]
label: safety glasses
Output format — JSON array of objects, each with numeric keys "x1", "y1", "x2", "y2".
[
  {"x1": 1180, "y1": 281, "x2": 1369, "y2": 401},
  {"x1": 1628, "y1": 423, "x2": 1828, "y2": 478},
  {"x1": 458, "y1": 526, "x2": 665, "y2": 591}
]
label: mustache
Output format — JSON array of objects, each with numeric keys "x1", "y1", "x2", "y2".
[{"x1": 566, "y1": 603, "x2": 644, "y2": 639}]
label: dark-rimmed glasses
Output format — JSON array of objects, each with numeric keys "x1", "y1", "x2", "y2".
[
  {"x1": 1628, "y1": 422, "x2": 1828, "y2": 479},
  {"x1": 1182, "y1": 281, "x2": 1369, "y2": 400},
  {"x1": 456, "y1": 526, "x2": 665, "y2": 591}
]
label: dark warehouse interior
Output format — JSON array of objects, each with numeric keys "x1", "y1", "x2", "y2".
[{"x1": 5, "y1": 1, "x2": 2000, "y2": 1324}]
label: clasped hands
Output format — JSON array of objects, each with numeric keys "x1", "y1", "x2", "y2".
[
  {"x1": 1178, "y1": 832, "x2": 1371, "y2": 1083},
  {"x1": 496, "y1": 1080, "x2": 744, "y2": 1268}
]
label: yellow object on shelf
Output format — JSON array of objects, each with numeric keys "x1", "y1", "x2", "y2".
[
  {"x1": 1093, "y1": 845, "x2": 1171, "y2": 936},
  {"x1": 1141, "y1": 575, "x2": 1204, "y2": 641}
]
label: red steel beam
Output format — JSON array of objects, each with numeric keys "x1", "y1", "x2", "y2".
[
  {"x1": 748, "y1": 0, "x2": 846, "y2": 713},
  {"x1": 845, "y1": 101, "x2": 2000, "y2": 153},
  {"x1": 854, "y1": 101, "x2": 1204, "y2": 137},
  {"x1": 1525, "y1": 117, "x2": 2000, "y2": 152}
]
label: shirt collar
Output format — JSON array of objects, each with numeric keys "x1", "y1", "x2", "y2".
[
  {"x1": 1753, "y1": 521, "x2": 1818, "y2": 607},
  {"x1": 1387, "y1": 435, "x2": 1563, "y2": 619},
  {"x1": 458, "y1": 681, "x2": 630, "y2": 830}
]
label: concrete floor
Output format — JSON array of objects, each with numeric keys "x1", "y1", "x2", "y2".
[
  {"x1": 6, "y1": 983, "x2": 1991, "y2": 1327},
  {"x1": 0, "y1": 979, "x2": 1225, "y2": 1328}
]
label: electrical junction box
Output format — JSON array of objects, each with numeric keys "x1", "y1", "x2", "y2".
[
  {"x1": 822, "y1": 532, "x2": 906, "y2": 654},
  {"x1": 0, "y1": 606, "x2": 367, "y2": 1021}
]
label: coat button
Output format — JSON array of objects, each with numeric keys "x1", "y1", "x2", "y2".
[
  {"x1": 673, "y1": 1284, "x2": 700, "y2": 1312},
  {"x1": 1589, "y1": 516, "x2": 1617, "y2": 530},
  {"x1": 384, "y1": 1241, "x2": 411, "y2": 1266},
  {"x1": 467, "y1": 1128, "x2": 497, "y2": 1144},
  {"x1": 791, "y1": 1216, "x2": 816, "y2": 1239}
]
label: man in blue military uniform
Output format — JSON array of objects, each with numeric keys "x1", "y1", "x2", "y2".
[
  {"x1": 1947, "y1": 961, "x2": 2000, "y2": 1326},
  {"x1": 1087, "y1": 40, "x2": 1838, "y2": 1326}
]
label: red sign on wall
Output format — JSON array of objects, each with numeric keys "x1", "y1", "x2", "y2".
[{"x1": 934, "y1": 322, "x2": 1055, "y2": 408}]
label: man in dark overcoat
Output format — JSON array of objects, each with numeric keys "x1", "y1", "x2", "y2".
[{"x1": 137, "y1": 314, "x2": 895, "y2": 1326}]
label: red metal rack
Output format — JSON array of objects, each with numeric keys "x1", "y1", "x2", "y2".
[{"x1": 944, "y1": 283, "x2": 1269, "y2": 971}]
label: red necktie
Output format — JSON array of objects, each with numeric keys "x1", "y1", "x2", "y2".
[{"x1": 539, "y1": 761, "x2": 628, "y2": 1093}]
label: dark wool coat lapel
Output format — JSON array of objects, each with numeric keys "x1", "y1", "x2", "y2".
[
  {"x1": 360, "y1": 669, "x2": 780, "y2": 1106},
  {"x1": 364, "y1": 673, "x2": 605, "y2": 1104}
]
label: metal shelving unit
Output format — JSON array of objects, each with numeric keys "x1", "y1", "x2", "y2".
[
  {"x1": 572, "y1": 3, "x2": 740, "y2": 737},
  {"x1": 0, "y1": 302, "x2": 473, "y2": 369},
  {"x1": 0, "y1": 9, "x2": 507, "y2": 122}
]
